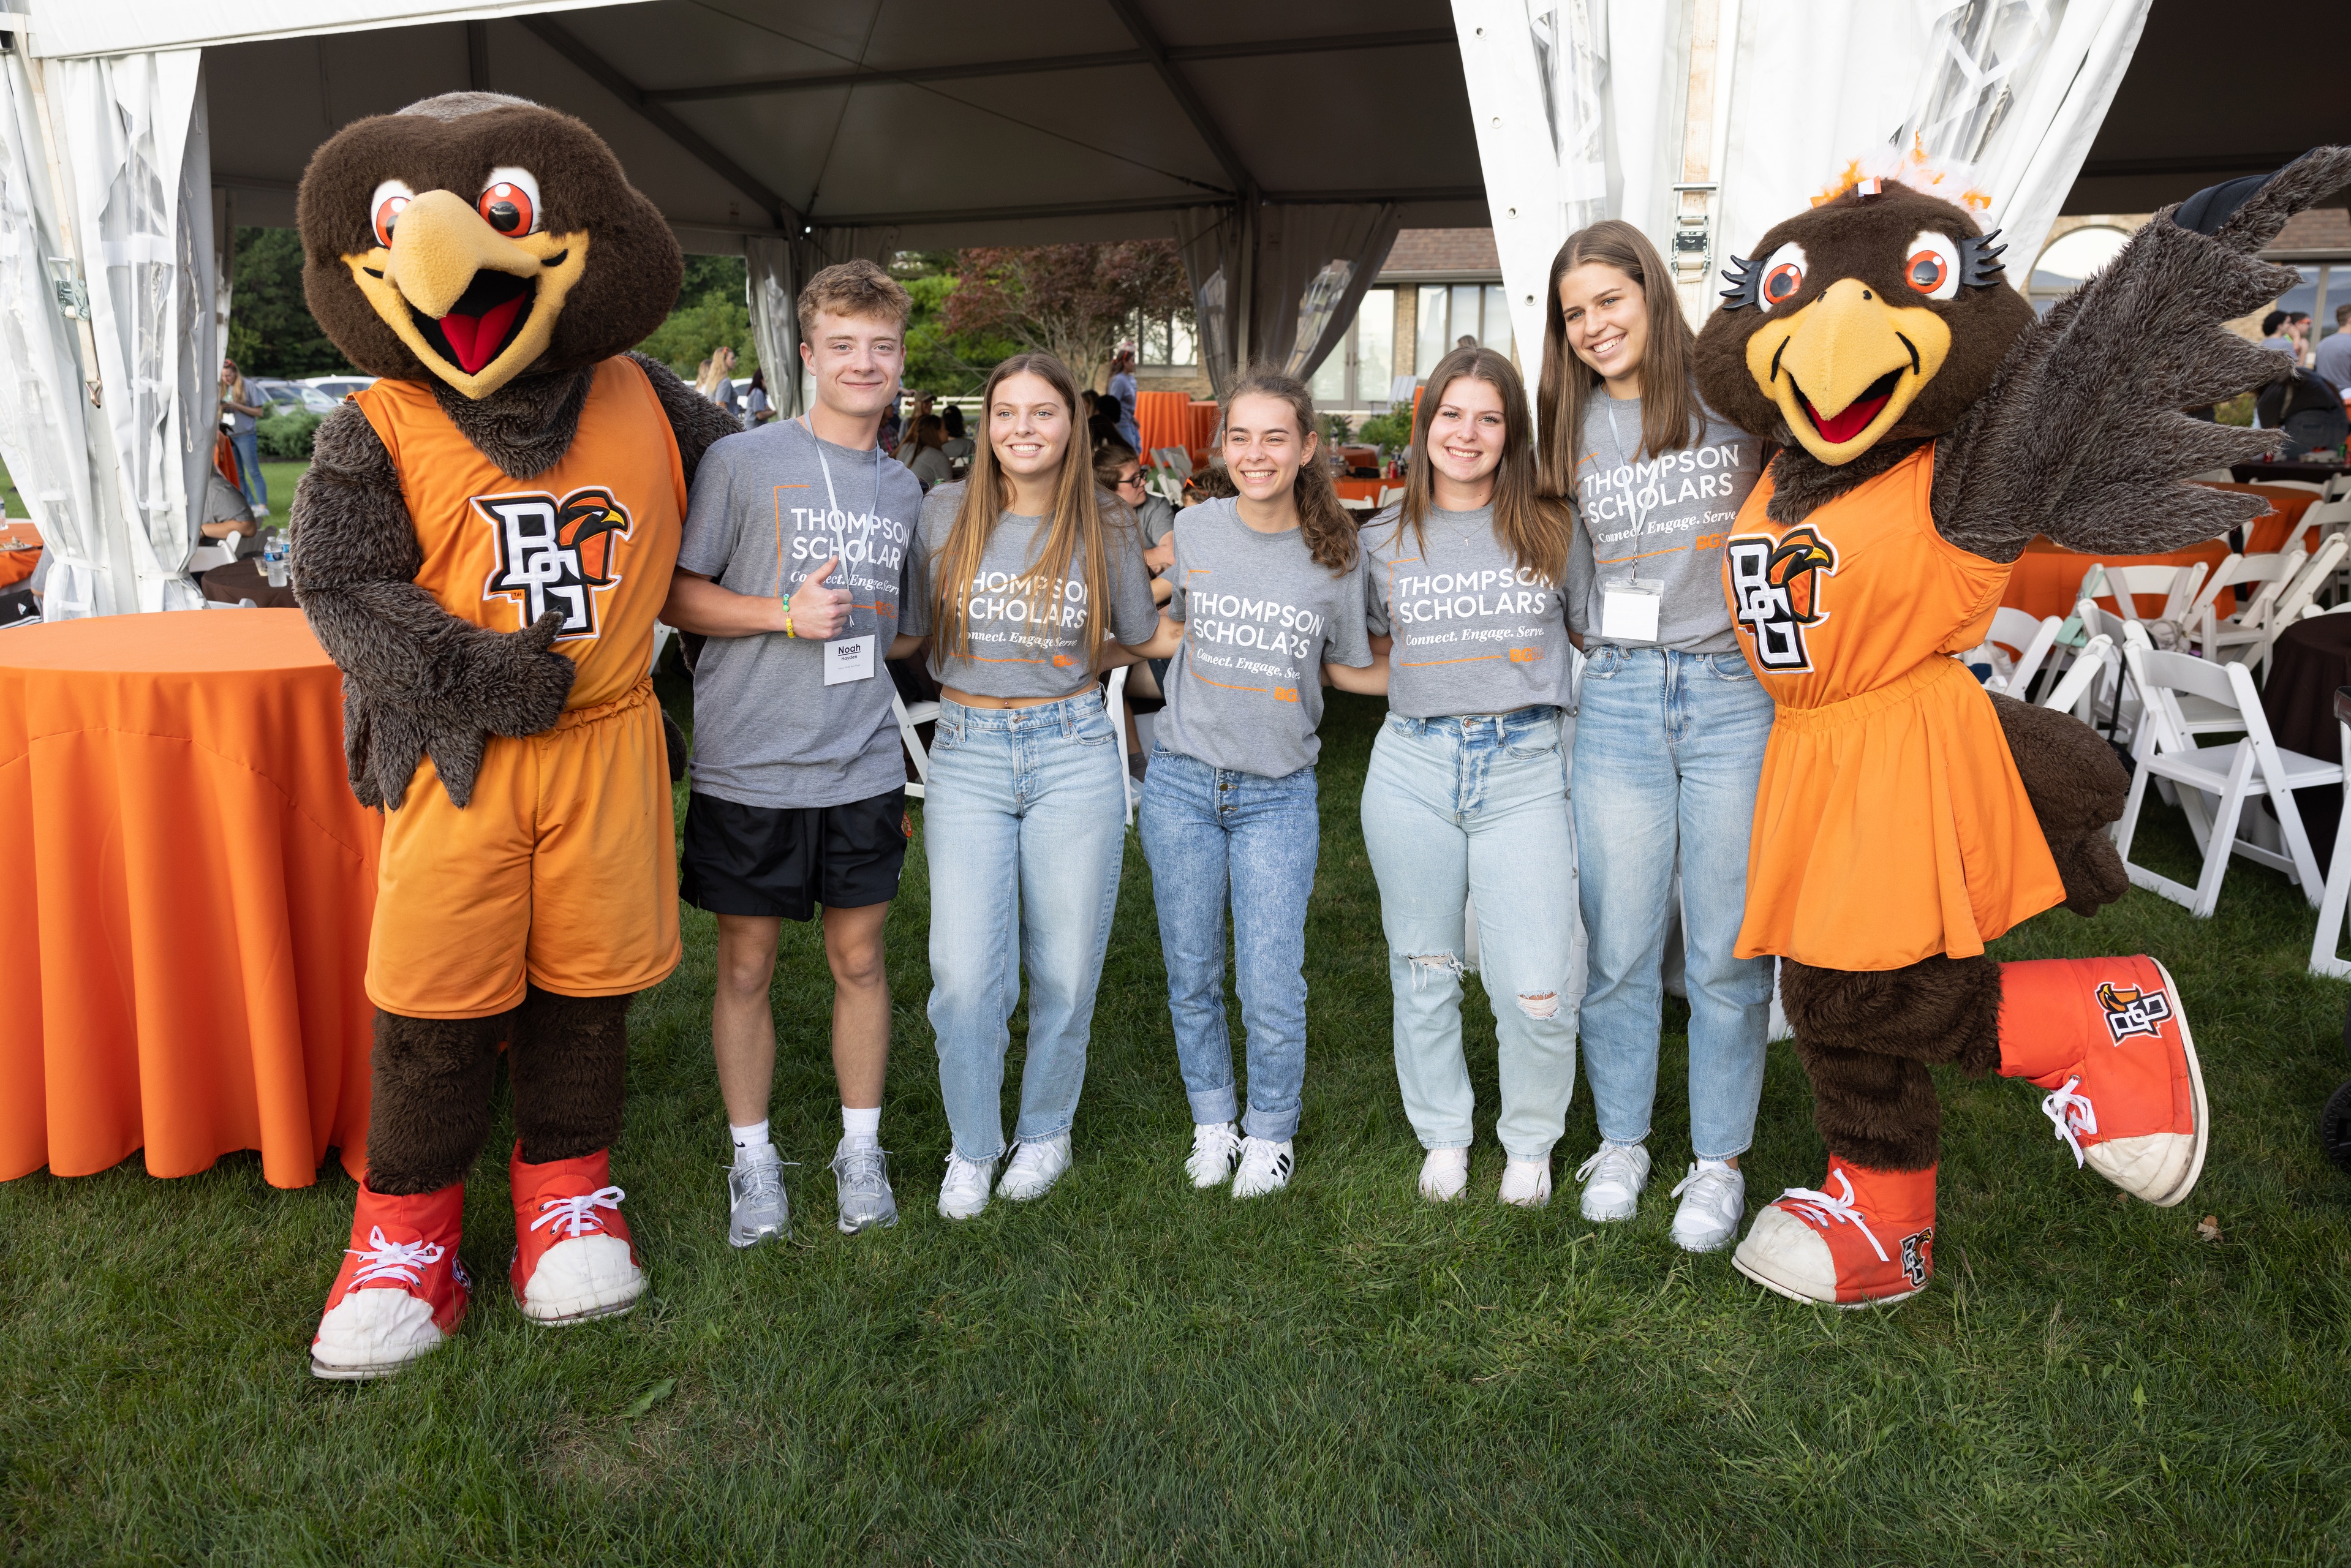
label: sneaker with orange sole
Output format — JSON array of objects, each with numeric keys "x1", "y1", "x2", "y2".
[
  {"x1": 1732, "y1": 1160, "x2": 1938, "y2": 1308},
  {"x1": 1997, "y1": 955, "x2": 2207, "y2": 1207},
  {"x1": 508, "y1": 1145, "x2": 646, "y2": 1325},
  {"x1": 311, "y1": 1180, "x2": 471, "y2": 1380}
]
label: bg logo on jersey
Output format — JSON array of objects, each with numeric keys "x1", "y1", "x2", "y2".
[
  {"x1": 1727, "y1": 525, "x2": 1838, "y2": 673},
  {"x1": 475, "y1": 486, "x2": 634, "y2": 639}
]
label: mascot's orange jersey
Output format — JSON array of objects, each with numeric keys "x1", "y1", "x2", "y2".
[
  {"x1": 1720, "y1": 445, "x2": 2064, "y2": 970},
  {"x1": 353, "y1": 355, "x2": 684, "y2": 710}
]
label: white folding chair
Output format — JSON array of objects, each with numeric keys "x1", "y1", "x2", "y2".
[
  {"x1": 2039, "y1": 631, "x2": 2115, "y2": 718},
  {"x1": 2310, "y1": 697, "x2": 2351, "y2": 979},
  {"x1": 2195, "y1": 548, "x2": 2307, "y2": 664},
  {"x1": 2251, "y1": 535, "x2": 2349, "y2": 676},
  {"x1": 2080, "y1": 560, "x2": 2205, "y2": 628},
  {"x1": 2265, "y1": 479, "x2": 2328, "y2": 496},
  {"x1": 2115, "y1": 645, "x2": 2341, "y2": 916},
  {"x1": 1376, "y1": 484, "x2": 1406, "y2": 510},
  {"x1": 187, "y1": 542, "x2": 240, "y2": 573},
  {"x1": 891, "y1": 688, "x2": 942, "y2": 800},
  {"x1": 1983, "y1": 607, "x2": 2061, "y2": 698},
  {"x1": 1104, "y1": 663, "x2": 1136, "y2": 826}
]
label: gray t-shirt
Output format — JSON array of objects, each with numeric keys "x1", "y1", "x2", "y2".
[
  {"x1": 900, "y1": 481, "x2": 1158, "y2": 698},
  {"x1": 1362, "y1": 503, "x2": 1575, "y2": 718},
  {"x1": 1565, "y1": 390, "x2": 1762, "y2": 656},
  {"x1": 1157, "y1": 499, "x2": 1372, "y2": 777},
  {"x1": 676, "y1": 420, "x2": 925, "y2": 809},
  {"x1": 2314, "y1": 329, "x2": 2351, "y2": 394}
]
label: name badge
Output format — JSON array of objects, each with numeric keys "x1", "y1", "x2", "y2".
[
  {"x1": 823, "y1": 633, "x2": 877, "y2": 685},
  {"x1": 1599, "y1": 578, "x2": 1664, "y2": 644}
]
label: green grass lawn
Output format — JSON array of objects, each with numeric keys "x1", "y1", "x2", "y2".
[
  {"x1": 0, "y1": 458, "x2": 308, "y2": 527},
  {"x1": 4, "y1": 688, "x2": 2350, "y2": 1565}
]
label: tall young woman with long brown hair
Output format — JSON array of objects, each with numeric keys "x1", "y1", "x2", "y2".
[
  {"x1": 898, "y1": 352, "x2": 1159, "y2": 1219},
  {"x1": 1123, "y1": 369, "x2": 1386, "y2": 1197},
  {"x1": 1359, "y1": 345, "x2": 1581, "y2": 1207},
  {"x1": 1539, "y1": 219, "x2": 1770, "y2": 1253}
]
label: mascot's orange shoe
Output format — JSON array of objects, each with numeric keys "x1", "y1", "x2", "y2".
[
  {"x1": 1997, "y1": 956, "x2": 2207, "y2": 1207},
  {"x1": 310, "y1": 1181, "x2": 470, "y2": 1380},
  {"x1": 508, "y1": 1145, "x2": 646, "y2": 1325},
  {"x1": 1732, "y1": 1161, "x2": 1937, "y2": 1307}
]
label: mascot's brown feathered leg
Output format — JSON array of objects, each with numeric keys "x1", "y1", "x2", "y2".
[
  {"x1": 293, "y1": 92, "x2": 741, "y2": 1379},
  {"x1": 1693, "y1": 145, "x2": 2351, "y2": 1307}
]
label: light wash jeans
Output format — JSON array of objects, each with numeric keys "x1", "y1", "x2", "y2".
[
  {"x1": 1361, "y1": 705, "x2": 1579, "y2": 1162},
  {"x1": 925, "y1": 690, "x2": 1128, "y2": 1162},
  {"x1": 1139, "y1": 745, "x2": 1318, "y2": 1142},
  {"x1": 1574, "y1": 644, "x2": 1775, "y2": 1162},
  {"x1": 230, "y1": 429, "x2": 266, "y2": 510}
]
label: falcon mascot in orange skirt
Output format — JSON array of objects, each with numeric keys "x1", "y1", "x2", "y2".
[
  {"x1": 1692, "y1": 146, "x2": 2351, "y2": 1306},
  {"x1": 288, "y1": 93, "x2": 739, "y2": 1376}
]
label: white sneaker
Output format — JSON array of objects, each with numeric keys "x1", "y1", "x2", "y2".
[
  {"x1": 1668, "y1": 1163, "x2": 1746, "y2": 1253},
  {"x1": 937, "y1": 1153, "x2": 997, "y2": 1220},
  {"x1": 996, "y1": 1133, "x2": 1073, "y2": 1202},
  {"x1": 1230, "y1": 1137, "x2": 1294, "y2": 1199},
  {"x1": 1185, "y1": 1122, "x2": 1242, "y2": 1189},
  {"x1": 1575, "y1": 1141, "x2": 1651, "y2": 1221},
  {"x1": 1417, "y1": 1147, "x2": 1470, "y2": 1202},
  {"x1": 1498, "y1": 1156, "x2": 1552, "y2": 1208}
]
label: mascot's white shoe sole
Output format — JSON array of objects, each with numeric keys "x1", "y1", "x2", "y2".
[
  {"x1": 2102, "y1": 959, "x2": 2208, "y2": 1209},
  {"x1": 516, "y1": 1234, "x2": 646, "y2": 1325},
  {"x1": 1732, "y1": 1207, "x2": 1922, "y2": 1310},
  {"x1": 311, "y1": 1289, "x2": 450, "y2": 1380}
]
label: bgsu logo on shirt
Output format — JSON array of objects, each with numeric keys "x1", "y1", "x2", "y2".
[
  {"x1": 475, "y1": 486, "x2": 634, "y2": 639},
  {"x1": 1727, "y1": 525, "x2": 1837, "y2": 673}
]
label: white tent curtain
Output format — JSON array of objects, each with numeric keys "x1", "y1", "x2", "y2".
[
  {"x1": 52, "y1": 48, "x2": 214, "y2": 612},
  {"x1": 743, "y1": 234, "x2": 799, "y2": 420},
  {"x1": 1172, "y1": 205, "x2": 1244, "y2": 400},
  {"x1": 1251, "y1": 202, "x2": 1403, "y2": 386}
]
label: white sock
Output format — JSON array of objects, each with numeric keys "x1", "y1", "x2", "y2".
[
  {"x1": 730, "y1": 1119, "x2": 770, "y2": 1158},
  {"x1": 1697, "y1": 1157, "x2": 1734, "y2": 1172},
  {"x1": 841, "y1": 1104, "x2": 881, "y2": 1146}
]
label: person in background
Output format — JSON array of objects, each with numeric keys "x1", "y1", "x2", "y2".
[
  {"x1": 1095, "y1": 436, "x2": 1175, "y2": 772},
  {"x1": 2260, "y1": 310, "x2": 2307, "y2": 366},
  {"x1": 695, "y1": 344, "x2": 743, "y2": 418},
  {"x1": 1541, "y1": 218, "x2": 1773, "y2": 1253},
  {"x1": 905, "y1": 413, "x2": 953, "y2": 491},
  {"x1": 219, "y1": 360, "x2": 270, "y2": 518},
  {"x1": 896, "y1": 391, "x2": 934, "y2": 464},
  {"x1": 743, "y1": 369, "x2": 775, "y2": 428},
  {"x1": 1122, "y1": 368, "x2": 1384, "y2": 1198},
  {"x1": 1455, "y1": 334, "x2": 1477, "y2": 350},
  {"x1": 940, "y1": 404, "x2": 976, "y2": 467},
  {"x1": 898, "y1": 350, "x2": 1159, "y2": 1220},
  {"x1": 2314, "y1": 302, "x2": 2351, "y2": 396},
  {"x1": 1108, "y1": 344, "x2": 1142, "y2": 450},
  {"x1": 198, "y1": 469, "x2": 258, "y2": 549}
]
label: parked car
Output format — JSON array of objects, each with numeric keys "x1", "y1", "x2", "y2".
[
  {"x1": 247, "y1": 378, "x2": 339, "y2": 417},
  {"x1": 300, "y1": 374, "x2": 376, "y2": 402}
]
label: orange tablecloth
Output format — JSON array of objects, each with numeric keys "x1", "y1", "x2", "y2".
[
  {"x1": 2000, "y1": 483, "x2": 2320, "y2": 620},
  {"x1": 1187, "y1": 401, "x2": 1219, "y2": 456},
  {"x1": 1135, "y1": 390, "x2": 1193, "y2": 459},
  {"x1": 0, "y1": 609, "x2": 380, "y2": 1187},
  {"x1": 1335, "y1": 478, "x2": 1389, "y2": 502},
  {"x1": 0, "y1": 522, "x2": 41, "y2": 590}
]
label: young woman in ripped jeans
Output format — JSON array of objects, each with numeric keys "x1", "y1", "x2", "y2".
[{"x1": 1360, "y1": 345, "x2": 1580, "y2": 1207}]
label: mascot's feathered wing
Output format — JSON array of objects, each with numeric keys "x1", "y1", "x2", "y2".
[
  {"x1": 1692, "y1": 147, "x2": 2351, "y2": 1306},
  {"x1": 290, "y1": 92, "x2": 739, "y2": 1378}
]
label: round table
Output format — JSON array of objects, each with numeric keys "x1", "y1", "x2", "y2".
[
  {"x1": 2262, "y1": 613, "x2": 2351, "y2": 878},
  {"x1": 0, "y1": 522, "x2": 41, "y2": 590},
  {"x1": 198, "y1": 557, "x2": 301, "y2": 609},
  {"x1": 0, "y1": 609, "x2": 380, "y2": 1187}
]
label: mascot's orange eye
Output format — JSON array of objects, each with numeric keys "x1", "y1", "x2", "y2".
[
  {"x1": 1756, "y1": 241, "x2": 1807, "y2": 311},
  {"x1": 1907, "y1": 252, "x2": 1948, "y2": 292},
  {"x1": 368, "y1": 179, "x2": 415, "y2": 248},
  {"x1": 1904, "y1": 230, "x2": 1961, "y2": 301},
  {"x1": 477, "y1": 166, "x2": 543, "y2": 237}
]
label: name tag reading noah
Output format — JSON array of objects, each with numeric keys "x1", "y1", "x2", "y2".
[
  {"x1": 823, "y1": 634, "x2": 876, "y2": 685},
  {"x1": 1599, "y1": 578, "x2": 1664, "y2": 644}
]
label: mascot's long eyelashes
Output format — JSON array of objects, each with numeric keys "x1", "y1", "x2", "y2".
[{"x1": 1958, "y1": 230, "x2": 2007, "y2": 288}]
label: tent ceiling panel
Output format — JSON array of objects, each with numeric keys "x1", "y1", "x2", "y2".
[{"x1": 18, "y1": 0, "x2": 641, "y2": 58}]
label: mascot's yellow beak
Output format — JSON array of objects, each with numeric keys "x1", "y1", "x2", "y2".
[
  {"x1": 342, "y1": 190, "x2": 591, "y2": 400},
  {"x1": 1744, "y1": 279, "x2": 1950, "y2": 465}
]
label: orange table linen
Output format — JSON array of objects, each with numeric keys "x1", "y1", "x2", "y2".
[
  {"x1": 2001, "y1": 485, "x2": 2318, "y2": 620},
  {"x1": 1335, "y1": 478, "x2": 1389, "y2": 502},
  {"x1": 1187, "y1": 401, "x2": 1220, "y2": 459},
  {"x1": 1135, "y1": 390, "x2": 1193, "y2": 460},
  {"x1": 0, "y1": 522, "x2": 41, "y2": 590},
  {"x1": 0, "y1": 609, "x2": 380, "y2": 1188}
]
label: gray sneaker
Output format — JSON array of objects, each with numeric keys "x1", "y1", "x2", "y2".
[
  {"x1": 831, "y1": 1139, "x2": 899, "y2": 1234},
  {"x1": 727, "y1": 1147, "x2": 788, "y2": 1248}
]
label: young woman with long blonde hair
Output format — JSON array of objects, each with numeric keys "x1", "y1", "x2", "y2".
[
  {"x1": 1359, "y1": 345, "x2": 1581, "y2": 1207},
  {"x1": 898, "y1": 351, "x2": 1159, "y2": 1219}
]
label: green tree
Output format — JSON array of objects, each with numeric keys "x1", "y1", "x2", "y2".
[
  {"x1": 637, "y1": 254, "x2": 755, "y2": 377},
  {"x1": 895, "y1": 255, "x2": 1018, "y2": 396},
  {"x1": 226, "y1": 227, "x2": 355, "y2": 379},
  {"x1": 943, "y1": 242, "x2": 1191, "y2": 390}
]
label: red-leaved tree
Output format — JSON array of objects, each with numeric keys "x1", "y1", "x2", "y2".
[{"x1": 943, "y1": 242, "x2": 1192, "y2": 389}]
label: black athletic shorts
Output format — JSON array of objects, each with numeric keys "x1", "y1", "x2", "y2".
[{"x1": 679, "y1": 788, "x2": 908, "y2": 920}]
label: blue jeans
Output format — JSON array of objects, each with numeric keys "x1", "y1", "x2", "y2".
[
  {"x1": 1574, "y1": 645, "x2": 1775, "y2": 1161},
  {"x1": 924, "y1": 690, "x2": 1128, "y2": 1162},
  {"x1": 230, "y1": 429, "x2": 266, "y2": 509},
  {"x1": 1360, "y1": 706, "x2": 1579, "y2": 1162},
  {"x1": 1139, "y1": 745, "x2": 1318, "y2": 1142}
]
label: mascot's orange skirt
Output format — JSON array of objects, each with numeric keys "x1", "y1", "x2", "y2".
[{"x1": 1721, "y1": 447, "x2": 2064, "y2": 971}]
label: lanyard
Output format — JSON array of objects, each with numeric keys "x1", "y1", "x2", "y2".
[{"x1": 798, "y1": 415, "x2": 883, "y2": 638}]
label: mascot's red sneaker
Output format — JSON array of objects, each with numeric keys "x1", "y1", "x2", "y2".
[
  {"x1": 1998, "y1": 956, "x2": 2207, "y2": 1207},
  {"x1": 508, "y1": 1145, "x2": 646, "y2": 1325},
  {"x1": 1732, "y1": 1160, "x2": 1938, "y2": 1307},
  {"x1": 310, "y1": 1181, "x2": 470, "y2": 1380}
]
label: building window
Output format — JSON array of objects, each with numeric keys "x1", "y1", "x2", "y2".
[
  {"x1": 1308, "y1": 287, "x2": 1397, "y2": 408},
  {"x1": 1414, "y1": 282, "x2": 1513, "y2": 374},
  {"x1": 1134, "y1": 310, "x2": 1198, "y2": 367}
]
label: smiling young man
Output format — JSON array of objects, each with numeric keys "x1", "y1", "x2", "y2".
[{"x1": 663, "y1": 260, "x2": 929, "y2": 1244}]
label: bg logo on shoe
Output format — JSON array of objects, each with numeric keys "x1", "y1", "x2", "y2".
[
  {"x1": 2096, "y1": 980, "x2": 2173, "y2": 1044},
  {"x1": 1899, "y1": 1228, "x2": 1933, "y2": 1289},
  {"x1": 1727, "y1": 525, "x2": 1838, "y2": 673},
  {"x1": 476, "y1": 485, "x2": 634, "y2": 640}
]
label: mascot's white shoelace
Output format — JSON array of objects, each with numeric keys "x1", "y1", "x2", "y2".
[
  {"x1": 2040, "y1": 1076, "x2": 2098, "y2": 1168},
  {"x1": 344, "y1": 1226, "x2": 446, "y2": 1288},
  {"x1": 1779, "y1": 1168, "x2": 1889, "y2": 1262},
  {"x1": 528, "y1": 1185, "x2": 626, "y2": 1240}
]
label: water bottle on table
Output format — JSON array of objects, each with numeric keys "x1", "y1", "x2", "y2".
[{"x1": 264, "y1": 529, "x2": 289, "y2": 588}]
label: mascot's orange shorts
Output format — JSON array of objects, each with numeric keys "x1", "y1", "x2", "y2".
[{"x1": 366, "y1": 678, "x2": 679, "y2": 1018}]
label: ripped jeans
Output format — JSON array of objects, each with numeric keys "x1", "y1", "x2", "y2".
[{"x1": 1361, "y1": 705, "x2": 1579, "y2": 1163}]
